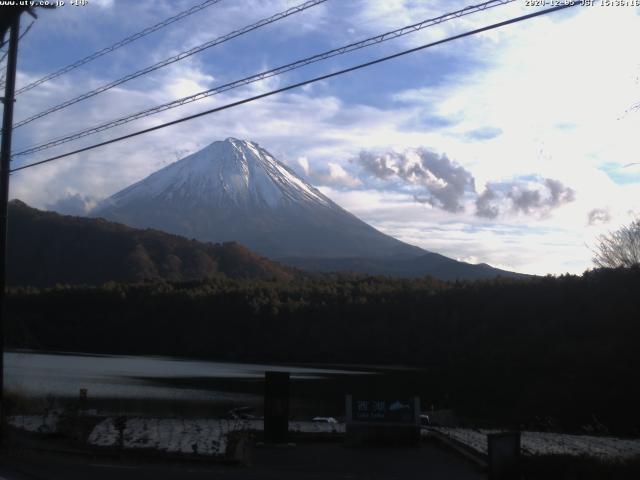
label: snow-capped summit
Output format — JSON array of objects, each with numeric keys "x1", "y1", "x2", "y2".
[
  {"x1": 94, "y1": 138, "x2": 423, "y2": 259},
  {"x1": 109, "y1": 138, "x2": 330, "y2": 210}
]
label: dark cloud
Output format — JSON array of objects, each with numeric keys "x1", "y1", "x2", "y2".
[
  {"x1": 508, "y1": 189, "x2": 543, "y2": 215},
  {"x1": 475, "y1": 187, "x2": 500, "y2": 219},
  {"x1": 45, "y1": 193, "x2": 99, "y2": 217},
  {"x1": 357, "y1": 149, "x2": 476, "y2": 213},
  {"x1": 357, "y1": 151, "x2": 396, "y2": 179},
  {"x1": 356, "y1": 149, "x2": 574, "y2": 220},
  {"x1": 476, "y1": 177, "x2": 575, "y2": 218},
  {"x1": 545, "y1": 178, "x2": 576, "y2": 206},
  {"x1": 587, "y1": 208, "x2": 611, "y2": 225}
]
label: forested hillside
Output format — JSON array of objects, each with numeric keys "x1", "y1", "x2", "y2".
[
  {"x1": 6, "y1": 267, "x2": 640, "y2": 434},
  {"x1": 7, "y1": 200, "x2": 294, "y2": 286}
]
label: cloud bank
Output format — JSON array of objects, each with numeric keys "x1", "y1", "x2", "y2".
[
  {"x1": 356, "y1": 149, "x2": 475, "y2": 213},
  {"x1": 45, "y1": 193, "x2": 99, "y2": 216},
  {"x1": 476, "y1": 177, "x2": 575, "y2": 219}
]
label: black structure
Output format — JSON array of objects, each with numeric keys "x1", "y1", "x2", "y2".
[
  {"x1": 0, "y1": 2, "x2": 53, "y2": 443},
  {"x1": 264, "y1": 371, "x2": 290, "y2": 444},
  {"x1": 0, "y1": 8, "x2": 21, "y2": 444},
  {"x1": 488, "y1": 431, "x2": 521, "y2": 480}
]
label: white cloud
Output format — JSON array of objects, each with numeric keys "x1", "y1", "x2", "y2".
[
  {"x1": 346, "y1": 0, "x2": 533, "y2": 53},
  {"x1": 297, "y1": 156, "x2": 310, "y2": 175},
  {"x1": 46, "y1": 192, "x2": 99, "y2": 216},
  {"x1": 92, "y1": 0, "x2": 115, "y2": 8},
  {"x1": 325, "y1": 162, "x2": 361, "y2": 187}
]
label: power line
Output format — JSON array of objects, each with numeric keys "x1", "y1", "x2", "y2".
[
  {"x1": 0, "y1": 44, "x2": 9, "y2": 67},
  {"x1": 11, "y1": 0, "x2": 327, "y2": 130},
  {"x1": 18, "y1": 20, "x2": 35, "y2": 41},
  {"x1": 0, "y1": 22, "x2": 34, "y2": 87},
  {"x1": 13, "y1": 0, "x2": 517, "y2": 157},
  {"x1": 11, "y1": 0, "x2": 225, "y2": 95},
  {"x1": 0, "y1": 21, "x2": 33, "y2": 69},
  {"x1": 10, "y1": 3, "x2": 579, "y2": 174}
]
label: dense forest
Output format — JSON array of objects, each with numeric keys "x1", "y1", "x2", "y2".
[{"x1": 6, "y1": 267, "x2": 640, "y2": 434}]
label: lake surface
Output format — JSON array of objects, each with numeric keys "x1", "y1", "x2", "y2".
[{"x1": 5, "y1": 350, "x2": 385, "y2": 416}]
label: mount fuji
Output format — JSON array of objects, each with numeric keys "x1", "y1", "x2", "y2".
[
  {"x1": 94, "y1": 138, "x2": 422, "y2": 259},
  {"x1": 94, "y1": 138, "x2": 520, "y2": 279}
]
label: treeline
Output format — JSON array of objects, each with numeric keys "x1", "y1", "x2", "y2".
[{"x1": 6, "y1": 267, "x2": 640, "y2": 434}]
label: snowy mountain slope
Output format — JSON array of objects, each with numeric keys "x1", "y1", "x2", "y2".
[
  {"x1": 94, "y1": 138, "x2": 424, "y2": 259},
  {"x1": 108, "y1": 138, "x2": 330, "y2": 210}
]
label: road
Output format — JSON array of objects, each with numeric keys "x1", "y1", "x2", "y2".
[{"x1": 0, "y1": 441, "x2": 485, "y2": 480}]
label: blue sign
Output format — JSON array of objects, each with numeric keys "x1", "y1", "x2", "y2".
[{"x1": 350, "y1": 398, "x2": 417, "y2": 423}]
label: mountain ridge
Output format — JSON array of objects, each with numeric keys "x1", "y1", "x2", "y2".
[
  {"x1": 93, "y1": 138, "x2": 425, "y2": 259},
  {"x1": 90, "y1": 137, "x2": 523, "y2": 279},
  {"x1": 282, "y1": 254, "x2": 527, "y2": 281},
  {"x1": 8, "y1": 199, "x2": 525, "y2": 286},
  {"x1": 7, "y1": 200, "x2": 294, "y2": 287}
]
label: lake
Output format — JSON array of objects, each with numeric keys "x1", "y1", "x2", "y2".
[{"x1": 5, "y1": 350, "x2": 413, "y2": 417}]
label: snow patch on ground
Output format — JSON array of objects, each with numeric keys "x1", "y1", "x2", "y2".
[
  {"x1": 8, "y1": 412, "x2": 61, "y2": 434},
  {"x1": 87, "y1": 417, "x2": 344, "y2": 456},
  {"x1": 14, "y1": 413, "x2": 635, "y2": 462},
  {"x1": 430, "y1": 427, "x2": 640, "y2": 461}
]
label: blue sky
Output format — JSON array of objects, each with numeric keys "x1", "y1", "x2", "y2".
[{"x1": 4, "y1": 0, "x2": 640, "y2": 275}]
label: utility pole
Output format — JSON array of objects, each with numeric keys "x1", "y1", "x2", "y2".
[{"x1": 0, "y1": 10, "x2": 21, "y2": 444}]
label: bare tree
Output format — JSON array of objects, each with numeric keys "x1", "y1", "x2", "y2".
[{"x1": 592, "y1": 218, "x2": 640, "y2": 268}]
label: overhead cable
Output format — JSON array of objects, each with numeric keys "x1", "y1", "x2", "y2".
[
  {"x1": 10, "y1": 3, "x2": 579, "y2": 174},
  {"x1": 0, "y1": 21, "x2": 34, "y2": 74},
  {"x1": 12, "y1": 0, "x2": 225, "y2": 95},
  {"x1": 11, "y1": 0, "x2": 327, "y2": 129},
  {"x1": 14, "y1": 0, "x2": 516, "y2": 157}
]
